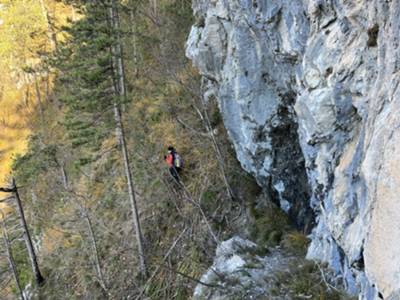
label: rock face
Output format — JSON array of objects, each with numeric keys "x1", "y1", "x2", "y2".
[
  {"x1": 193, "y1": 237, "x2": 294, "y2": 300},
  {"x1": 187, "y1": 0, "x2": 400, "y2": 299},
  {"x1": 187, "y1": 0, "x2": 313, "y2": 230}
]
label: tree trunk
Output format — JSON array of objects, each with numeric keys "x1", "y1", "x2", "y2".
[
  {"x1": 65, "y1": 175, "x2": 109, "y2": 295},
  {"x1": 129, "y1": 9, "x2": 139, "y2": 79},
  {"x1": 112, "y1": 103, "x2": 147, "y2": 276},
  {"x1": 60, "y1": 163, "x2": 69, "y2": 191},
  {"x1": 31, "y1": 189, "x2": 38, "y2": 205},
  {"x1": 34, "y1": 74, "x2": 44, "y2": 119},
  {"x1": 39, "y1": 0, "x2": 57, "y2": 50},
  {"x1": 71, "y1": 6, "x2": 78, "y2": 22},
  {"x1": 111, "y1": 0, "x2": 127, "y2": 110},
  {"x1": 151, "y1": 0, "x2": 158, "y2": 21},
  {"x1": 109, "y1": 0, "x2": 147, "y2": 277},
  {"x1": 83, "y1": 211, "x2": 108, "y2": 293},
  {"x1": 193, "y1": 103, "x2": 235, "y2": 201},
  {"x1": 203, "y1": 107, "x2": 235, "y2": 201},
  {"x1": 12, "y1": 179, "x2": 45, "y2": 286},
  {"x1": 0, "y1": 210, "x2": 25, "y2": 300}
]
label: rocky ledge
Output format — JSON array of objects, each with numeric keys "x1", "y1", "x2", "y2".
[{"x1": 194, "y1": 237, "x2": 345, "y2": 300}]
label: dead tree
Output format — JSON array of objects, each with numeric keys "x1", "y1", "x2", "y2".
[
  {"x1": 61, "y1": 181, "x2": 109, "y2": 295},
  {"x1": 84, "y1": 211, "x2": 108, "y2": 294},
  {"x1": 129, "y1": 8, "x2": 139, "y2": 78},
  {"x1": 0, "y1": 209, "x2": 25, "y2": 300},
  {"x1": 71, "y1": 194, "x2": 109, "y2": 294},
  {"x1": 0, "y1": 180, "x2": 45, "y2": 286},
  {"x1": 192, "y1": 103, "x2": 235, "y2": 201},
  {"x1": 109, "y1": 0, "x2": 147, "y2": 277}
]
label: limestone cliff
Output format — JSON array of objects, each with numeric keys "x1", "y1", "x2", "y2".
[{"x1": 186, "y1": 0, "x2": 400, "y2": 298}]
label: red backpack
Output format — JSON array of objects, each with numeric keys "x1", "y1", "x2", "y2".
[{"x1": 165, "y1": 153, "x2": 174, "y2": 167}]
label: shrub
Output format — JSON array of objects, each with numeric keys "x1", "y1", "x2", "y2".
[
  {"x1": 281, "y1": 231, "x2": 310, "y2": 255},
  {"x1": 249, "y1": 202, "x2": 291, "y2": 247}
]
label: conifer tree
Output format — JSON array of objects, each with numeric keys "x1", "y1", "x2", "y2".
[{"x1": 55, "y1": 0, "x2": 147, "y2": 276}]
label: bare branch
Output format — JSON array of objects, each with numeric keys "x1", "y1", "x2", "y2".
[
  {"x1": 0, "y1": 187, "x2": 15, "y2": 193},
  {"x1": 135, "y1": 228, "x2": 187, "y2": 300}
]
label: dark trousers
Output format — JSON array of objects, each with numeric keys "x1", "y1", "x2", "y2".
[{"x1": 169, "y1": 166, "x2": 181, "y2": 182}]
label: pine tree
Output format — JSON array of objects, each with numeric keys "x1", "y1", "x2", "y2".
[{"x1": 55, "y1": 0, "x2": 147, "y2": 276}]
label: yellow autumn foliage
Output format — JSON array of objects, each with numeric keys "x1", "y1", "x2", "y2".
[{"x1": 0, "y1": 0, "x2": 73, "y2": 187}]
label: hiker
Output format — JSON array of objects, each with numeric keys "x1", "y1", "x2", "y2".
[{"x1": 164, "y1": 145, "x2": 182, "y2": 182}]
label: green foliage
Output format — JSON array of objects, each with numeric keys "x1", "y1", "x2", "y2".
[
  {"x1": 201, "y1": 190, "x2": 218, "y2": 211},
  {"x1": 54, "y1": 1, "x2": 118, "y2": 164},
  {"x1": 249, "y1": 201, "x2": 291, "y2": 247},
  {"x1": 281, "y1": 231, "x2": 310, "y2": 256},
  {"x1": 272, "y1": 260, "x2": 353, "y2": 300},
  {"x1": 12, "y1": 135, "x2": 59, "y2": 185},
  {"x1": 6, "y1": 241, "x2": 33, "y2": 293}
]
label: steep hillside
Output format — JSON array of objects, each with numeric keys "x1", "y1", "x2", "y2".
[
  {"x1": 187, "y1": 0, "x2": 400, "y2": 299},
  {"x1": 2, "y1": 0, "x2": 398, "y2": 299},
  {"x1": 1, "y1": 1, "x2": 258, "y2": 299}
]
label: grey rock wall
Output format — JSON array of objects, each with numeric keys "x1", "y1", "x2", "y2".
[
  {"x1": 187, "y1": 0, "x2": 400, "y2": 299},
  {"x1": 187, "y1": 0, "x2": 313, "y2": 229}
]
